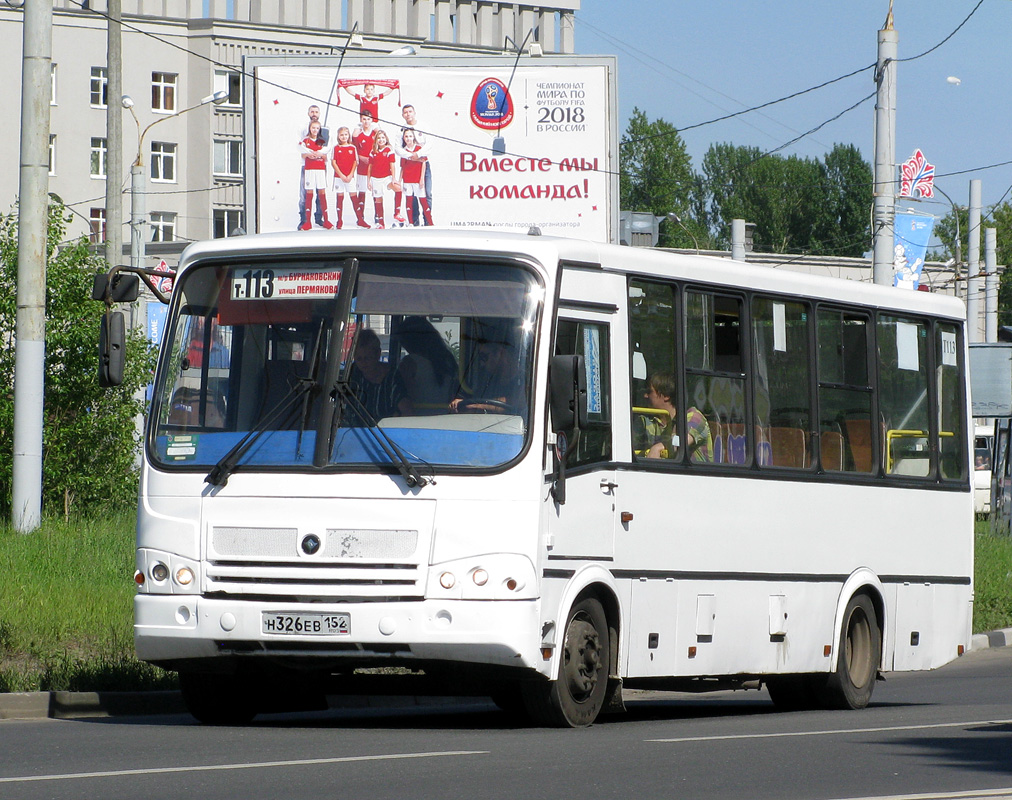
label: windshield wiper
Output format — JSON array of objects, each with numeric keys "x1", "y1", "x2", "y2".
[
  {"x1": 205, "y1": 377, "x2": 318, "y2": 488},
  {"x1": 332, "y1": 382, "x2": 430, "y2": 488}
]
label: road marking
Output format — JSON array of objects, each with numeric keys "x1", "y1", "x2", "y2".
[
  {"x1": 647, "y1": 718, "x2": 1012, "y2": 743},
  {"x1": 831, "y1": 789, "x2": 1012, "y2": 800},
  {"x1": 0, "y1": 750, "x2": 489, "y2": 785}
]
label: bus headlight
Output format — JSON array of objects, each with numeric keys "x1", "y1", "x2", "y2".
[
  {"x1": 150, "y1": 562, "x2": 169, "y2": 582},
  {"x1": 175, "y1": 566, "x2": 195, "y2": 587}
]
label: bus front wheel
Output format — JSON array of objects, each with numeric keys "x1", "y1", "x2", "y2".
[
  {"x1": 822, "y1": 593, "x2": 880, "y2": 710},
  {"x1": 522, "y1": 597, "x2": 610, "y2": 727},
  {"x1": 179, "y1": 670, "x2": 258, "y2": 725}
]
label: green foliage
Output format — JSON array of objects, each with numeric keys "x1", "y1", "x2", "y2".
[
  {"x1": 698, "y1": 142, "x2": 872, "y2": 256},
  {"x1": 619, "y1": 108, "x2": 704, "y2": 249},
  {"x1": 0, "y1": 201, "x2": 157, "y2": 518}
]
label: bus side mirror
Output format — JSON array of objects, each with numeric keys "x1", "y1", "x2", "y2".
[
  {"x1": 92, "y1": 272, "x2": 140, "y2": 303},
  {"x1": 549, "y1": 354, "x2": 587, "y2": 433},
  {"x1": 99, "y1": 311, "x2": 126, "y2": 387}
]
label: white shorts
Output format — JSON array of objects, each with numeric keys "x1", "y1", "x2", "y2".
[
  {"x1": 303, "y1": 170, "x2": 328, "y2": 191},
  {"x1": 403, "y1": 181, "x2": 422, "y2": 197},
  {"x1": 355, "y1": 173, "x2": 370, "y2": 193},
  {"x1": 334, "y1": 177, "x2": 354, "y2": 194},
  {"x1": 370, "y1": 176, "x2": 391, "y2": 197}
]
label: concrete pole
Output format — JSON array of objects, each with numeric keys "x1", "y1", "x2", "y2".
[
  {"x1": 104, "y1": 0, "x2": 123, "y2": 273},
  {"x1": 985, "y1": 226, "x2": 998, "y2": 343},
  {"x1": 130, "y1": 163, "x2": 146, "y2": 274},
  {"x1": 967, "y1": 179, "x2": 982, "y2": 343},
  {"x1": 13, "y1": 0, "x2": 53, "y2": 532},
  {"x1": 731, "y1": 218, "x2": 746, "y2": 261},
  {"x1": 872, "y1": 15, "x2": 898, "y2": 286}
]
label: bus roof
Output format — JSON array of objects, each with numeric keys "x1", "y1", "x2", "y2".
[{"x1": 176, "y1": 229, "x2": 966, "y2": 323}]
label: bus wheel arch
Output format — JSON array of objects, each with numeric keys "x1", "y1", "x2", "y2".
[
  {"x1": 524, "y1": 580, "x2": 621, "y2": 727},
  {"x1": 825, "y1": 577, "x2": 885, "y2": 710}
]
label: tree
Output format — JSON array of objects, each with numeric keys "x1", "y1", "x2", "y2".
[
  {"x1": 698, "y1": 142, "x2": 872, "y2": 256},
  {"x1": 0, "y1": 200, "x2": 156, "y2": 519},
  {"x1": 619, "y1": 108, "x2": 701, "y2": 248}
]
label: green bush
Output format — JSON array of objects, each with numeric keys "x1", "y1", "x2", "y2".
[
  {"x1": 0, "y1": 200, "x2": 156, "y2": 518},
  {"x1": 974, "y1": 521, "x2": 1012, "y2": 634}
]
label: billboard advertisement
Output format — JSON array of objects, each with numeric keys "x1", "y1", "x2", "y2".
[
  {"x1": 244, "y1": 56, "x2": 617, "y2": 242},
  {"x1": 892, "y1": 211, "x2": 935, "y2": 290}
]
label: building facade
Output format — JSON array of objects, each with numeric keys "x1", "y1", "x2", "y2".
[{"x1": 0, "y1": 0, "x2": 579, "y2": 262}]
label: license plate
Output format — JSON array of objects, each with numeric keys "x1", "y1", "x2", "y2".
[{"x1": 262, "y1": 612, "x2": 350, "y2": 636}]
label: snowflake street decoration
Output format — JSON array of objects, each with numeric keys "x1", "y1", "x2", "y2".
[{"x1": 899, "y1": 149, "x2": 935, "y2": 199}]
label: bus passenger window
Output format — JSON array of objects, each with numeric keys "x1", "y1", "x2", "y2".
[
  {"x1": 878, "y1": 315, "x2": 930, "y2": 477},
  {"x1": 936, "y1": 322, "x2": 965, "y2": 481},
  {"x1": 817, "y1": 309, "x2": 873, "y2": 473},
  {"x1": 685, "y1": 291, "x2": 743, "y2": 465},
  {"x1": 753, "y1": 297, "x2": 813, "y2": 469}
]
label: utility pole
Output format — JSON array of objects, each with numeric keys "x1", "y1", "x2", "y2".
[
  {"x1": 104, "y1": 0, "x2": 123, "y2": 275},
  {"x1": 872, "y1": 5, "x2": 898, "y2": 286},
  {"x1": 967, "y1": 179, "x2": 982, "y2": 342},
  {"x1": 985, "y1": 226, "x2": 997, "y2": 343},
  {"x1": 13, "y1": 0, "x2": 53, "y2": 532}
]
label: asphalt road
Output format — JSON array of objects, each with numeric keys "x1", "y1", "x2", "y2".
[{"x1": 2, "y1": 648, "x2": 1012, "y2": 800}]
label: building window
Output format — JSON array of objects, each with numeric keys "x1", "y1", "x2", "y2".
[
  {"x1": 89, "y1": 208, "x2": 107, "y2": 243},
  {"x1": 213, "y1": 139, "x2": 242, "y2": 177},
  {"x1": 90, "y1": 67, "x2": 108, "y2": 107},
  {"x1": 150, "y1": 141, "x2": 176, "y2": 182},
  {"x1": 150, "y1": 212, "x2": 176, "y2": 242},
  {"x1": 50, "y1": 63, "x2": 57, "y2": 105},
  {"x1": 90, "y1": 137, "x2": 107, "y2": 178},
  {"x1": 48, "y1": 135, "x2": 56, "y2": 175},
  {"x1": 213, "y1": 69, "x2": 242, "y2": 106},
  {"x1": 213, "y1": 208, "x2": 244, "y2": 238},
  {"x1": 151, "y1": 72, "x2": 177, "y2": 112}
]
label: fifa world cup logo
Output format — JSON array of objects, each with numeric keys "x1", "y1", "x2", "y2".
[{"x1": 485, "y1": 83, "x2": 498, "y2": 111}]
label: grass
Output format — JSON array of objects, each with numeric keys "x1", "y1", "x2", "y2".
[
  {"x1": 0, "y1": 513, "x2": 175, "y2": 693},
  {"x1": 2, "y1": 514, "x2": 1012, "y2": 693},
  {"x1": 973, "y1": 518, "x2": 1012, "y2": 634}
]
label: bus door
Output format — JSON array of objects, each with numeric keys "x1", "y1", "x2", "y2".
[{"x1": 549, "y1": 315, "x2": 616, "y2": 559}]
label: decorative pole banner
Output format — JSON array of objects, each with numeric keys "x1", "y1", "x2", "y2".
[
  {"x1": 899, "y1": 149, "x2": 935, "y2": 199},
  {"x1": 893, "y1": 211, "x2": 936, "y2": 290}
]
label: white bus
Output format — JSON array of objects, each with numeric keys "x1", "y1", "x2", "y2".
[{"x1": 100, "y1": 230, "x2": 973, "y2": 727}]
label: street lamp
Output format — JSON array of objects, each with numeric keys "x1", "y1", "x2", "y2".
[{"x1": 121, "y1": 90, "x2": 228, "y2": 274}]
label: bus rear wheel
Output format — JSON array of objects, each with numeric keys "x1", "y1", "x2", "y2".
[
  {"x1": 822, "y1": 593, "x2": 880, "y2": 710},
  {"x1": 522, "y1": 597, "x2": 610, "y2": 727},
  {"x1": 179, "y1": 671, "x2": 258, "y2": 725}
]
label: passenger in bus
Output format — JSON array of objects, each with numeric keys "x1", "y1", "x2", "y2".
[
  {"x1": 166, "y1": 386, "x2": 224, "y2": 428},
  {"x1": 348, "y1": 328, "x2": 413, "y2": 422},
  {"x1": 644, "y1": 372, "x2": 712, "y2": 462},
  {"x1": 393, "y1": 316, "x2": 458, "y2": 414},
  {"x1": 451, "y1": 339, "x2": 525, "y2": 414}
]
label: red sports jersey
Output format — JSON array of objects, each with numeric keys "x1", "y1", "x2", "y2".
[
  {"x1": 399, "y1": 144, "x2": 425, "y2": 184},
  {"x1": 355, "y1": 93, "x2": 380, "y2": 120},
  {"x1": 369, "y1": 147, "x2": 395, "y2": 179},
  {"x1": 301, "y1": 137, "x2": 327, "y2": 170},
  {"x1": 353, "y1": 129, "x2": 376, "y2": 173},
  {"x1": 332, "y1": 144, "x2": 357, "y2": 176}
]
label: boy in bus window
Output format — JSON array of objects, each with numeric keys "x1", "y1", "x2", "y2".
[{"x1": 644, "y1": 372, "x2": 712, "y2": 462}]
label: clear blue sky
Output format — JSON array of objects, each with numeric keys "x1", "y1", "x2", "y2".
[{"x1": 575, "y1": 0, "x2": 1011, "y2": 219}]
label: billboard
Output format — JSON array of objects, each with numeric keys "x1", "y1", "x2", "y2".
[
  {"x1": 892, "y1": 211, "x2": 935, "y2": 290},
  {"x1": 244, "y1": 55, "x2": 618, "y2": 242}
]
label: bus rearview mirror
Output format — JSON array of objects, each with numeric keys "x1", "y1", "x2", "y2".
[
  {"x1": 549, "y1": 354, "x2": 587, "y2": 433},
  {"x1": 99, "y1": 310, "x2": 126, "y2": 387}
]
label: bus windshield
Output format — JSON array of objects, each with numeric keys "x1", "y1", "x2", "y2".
[{"x1": 149, "y1": 256, "x2": 543, "y2": 476}]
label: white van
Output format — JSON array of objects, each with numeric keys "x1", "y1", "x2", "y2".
[{"x1": 975, "y1": 424, "x2": 994, "y2": 515}]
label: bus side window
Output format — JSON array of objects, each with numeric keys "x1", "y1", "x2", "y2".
[
  {"x1": 817, "y1": 308, "x2": 874, "y2": 473},
  {"x1": 878, "y1": 315, "x2": 930, "y2": 477},
  {"x1": 752, "y1": 297, "x2": 813, "y2": 470},
  {"x1": 628, "y1": 280, "x2": 680, "y2": 460},
  {"x1": 555, "y1": 319, "x2": 611, "y2": 467}
]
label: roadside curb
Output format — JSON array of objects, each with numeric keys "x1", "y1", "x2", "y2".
[
  {"x1": 971, "y1": 627, "x2": 1012, "y2": 651},
  {"x1": 0, "y1": 690, "x2": 485, "y2": 722}
]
